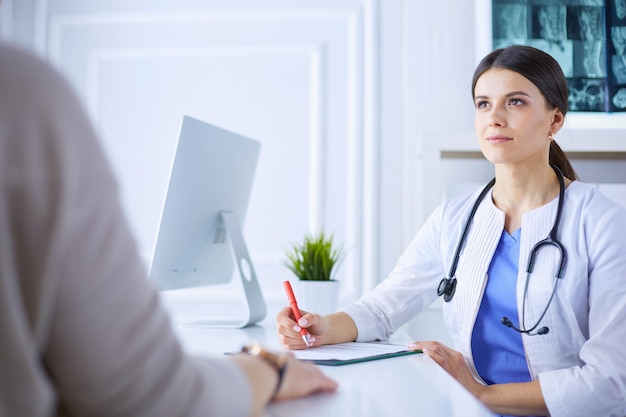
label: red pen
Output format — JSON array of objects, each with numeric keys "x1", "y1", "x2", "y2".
[{"x1": 283, "y1": 280, "x2": 313, "y2": 347}]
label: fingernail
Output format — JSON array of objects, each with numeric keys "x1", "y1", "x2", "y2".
[
  {"x1": 293, "y1": 325, "x2": 301, "y2": 332},
  {"x1": 298, "y1": 318, "x2": 308, "y2": 326}
]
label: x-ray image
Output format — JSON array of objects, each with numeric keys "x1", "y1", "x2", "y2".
[
  {"x1": 612, "y1": 54, "x2": 626, "y2": 83},
  {"x1": 568, "y1": 78, "x2": 606, "y2": 111},
  {"x1": 533, "y1": 5, "x2": 568, "y2": 40},
  {"x1": 568, "y1": 7, "x2": 604, "y2": 40},
  {"x1": 612, "y1": 26, "x2": 626, "y2": 55},
  {"x1": 568, "y1": 0, "x2": 604, "y2": 6},
  {"x1": 493, "y1": 3, "x2": 528, "y2": 39},
  {"x1": 493, "y1": 39, "x2": 528, "y2": 51},
  {"x1": 491, "y1": 0, "x2": 626, "y2": 111},
  {"x1": 528, "y1": 39, "x2": 574, "y2": 77},
  {"x1": 615, "y1": 0, "x2": 626, "y2": 20},
  {"x1": 612, "y1": 87, "x2": 626, "y2": 108},
  {"x1": 574, "y1": 41, "x2": 606, "y2": 77},
  {"x1": 587, "y1": 0, "x2": 604, "y2": 5}
]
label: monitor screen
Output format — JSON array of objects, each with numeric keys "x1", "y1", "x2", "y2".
[{"x1": 149, "y1": 115, "x2": 266, "y2": 327}]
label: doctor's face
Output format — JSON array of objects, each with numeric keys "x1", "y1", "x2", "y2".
[{"x1": 473, "y1": 68, "x2": 561, "y2": 168}]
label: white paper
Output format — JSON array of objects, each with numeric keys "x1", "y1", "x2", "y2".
[{"x1": 287, "y1": 342, "x2": 410, "y2": 361}]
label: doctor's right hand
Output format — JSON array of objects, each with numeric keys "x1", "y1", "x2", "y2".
[{"x1": 276, "y1": 306, "x2": 327, "y2": 350}]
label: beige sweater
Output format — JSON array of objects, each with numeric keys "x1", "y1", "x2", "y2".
[{"x1": 0, "y1": 43, "x2": 251, "y2": 417}]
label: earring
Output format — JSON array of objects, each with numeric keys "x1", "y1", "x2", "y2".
[{"x1": 548, "y1": 133, "x2": 554, "y2": 141}]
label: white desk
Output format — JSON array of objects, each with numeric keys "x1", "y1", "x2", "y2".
[{"x1": 161, "y1": 290, "x2": 494, "y2": 417}]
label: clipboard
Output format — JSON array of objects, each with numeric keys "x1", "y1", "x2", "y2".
[
  {"x1": 290, "y1": 342, "x2": 422, "y2": 366},
  {"x1": 304, "y1": 349, "x2": 421, "y2": 366},
  {"x1": 226, "y1": 342, "x2": 422, "y2": 366}
]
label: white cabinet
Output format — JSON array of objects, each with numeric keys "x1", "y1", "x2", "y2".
[{"x1": 414, "y1": 128, "x2": 626, "y2": 231}]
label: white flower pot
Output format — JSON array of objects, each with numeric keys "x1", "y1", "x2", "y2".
[{"x1": 296, "y1": 280, "x2": 341, "y2": 315}]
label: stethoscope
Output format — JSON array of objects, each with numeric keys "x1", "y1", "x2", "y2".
[{"x1": 437, "y1": 164, "x2": 566, "y2": 336}]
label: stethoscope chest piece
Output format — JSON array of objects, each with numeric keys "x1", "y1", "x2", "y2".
[{"x1": 437, "y1": 276, "x2": 457, "y2": 302}]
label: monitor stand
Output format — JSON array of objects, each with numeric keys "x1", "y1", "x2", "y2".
[{"x1": 184, "y1": 211, "x2": 267, "y2": 328}]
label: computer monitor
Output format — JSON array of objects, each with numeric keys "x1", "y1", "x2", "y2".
[{"x1": 149, "y1": 115, "x2": 266, "y2": 328}]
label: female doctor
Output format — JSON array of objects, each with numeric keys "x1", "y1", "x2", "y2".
[{"x1": 276, "y1": 45, "x2": 626, "y2": 417}]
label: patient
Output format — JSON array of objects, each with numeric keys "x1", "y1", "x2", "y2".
[{"x1": 0, "y1": 42, "x2": 336, "y2": 417}]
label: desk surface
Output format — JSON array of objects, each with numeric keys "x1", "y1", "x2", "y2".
[{"x1": 161, "y1": 290, "x2": 494, "y2": 417}]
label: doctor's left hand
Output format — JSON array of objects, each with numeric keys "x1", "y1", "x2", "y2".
[{"x1": 408, "y1": 341, "x2": 486, "y2": 399}]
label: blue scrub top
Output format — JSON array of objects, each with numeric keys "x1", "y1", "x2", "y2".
[{"x1": 471, "y1": 229, "x2": 544, "y2": 417}]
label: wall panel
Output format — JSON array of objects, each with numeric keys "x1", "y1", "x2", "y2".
[{"x1": 5, "y1": 1, "x2": 384, "y2": 302}]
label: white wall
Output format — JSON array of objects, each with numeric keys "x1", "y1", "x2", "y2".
[
  {"x1": 3, "y1": 0, "x2": 625, "y2": 342},
  {"x1": 3, "y1": 0, "x2": 398, "y2": 304}
]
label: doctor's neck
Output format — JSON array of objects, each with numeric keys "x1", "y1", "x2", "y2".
[{"x1": 491, "y1": 163, "x2": 563, "y2": 216}]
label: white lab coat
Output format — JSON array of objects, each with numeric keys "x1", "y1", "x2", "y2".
[{"x1": 344, "y1": 181, "x2": 626, "y2": 417}]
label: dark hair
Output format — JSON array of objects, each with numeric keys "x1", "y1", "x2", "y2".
[{"x1": 472, "y1": 45, "x2": 578, "y2": 181}]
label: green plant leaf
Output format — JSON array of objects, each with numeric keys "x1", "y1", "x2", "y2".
[{"x1": 283, "y1": 231, "x2": 345, "y2": 281}]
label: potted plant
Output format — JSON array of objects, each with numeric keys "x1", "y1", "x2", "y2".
[{"x1": 284, "y1": 231, "x2": 345, "y2": 314}]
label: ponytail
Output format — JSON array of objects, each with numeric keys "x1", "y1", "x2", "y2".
[{"x1": 549, "y1": 141, "x2": 578, "y2": 181}]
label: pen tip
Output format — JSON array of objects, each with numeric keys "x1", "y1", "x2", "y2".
[{"x1": 303, "y1": 334, "x2": 312, "y2": 347}]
